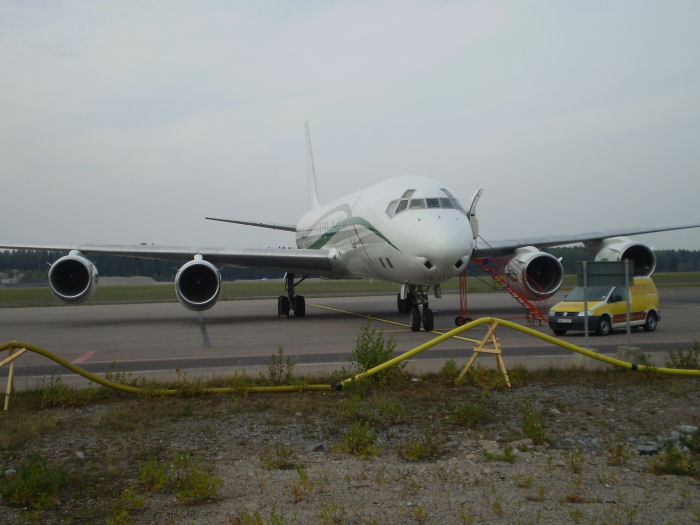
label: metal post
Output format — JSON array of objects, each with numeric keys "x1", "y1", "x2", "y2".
[
  {"x1": 625, "y1": 259, "x2": 632, "y2": 347},
  {"x1": 583, "y1": 261, "x2": 589, "y2": 349}
]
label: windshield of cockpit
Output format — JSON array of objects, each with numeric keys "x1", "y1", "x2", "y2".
[{"x1": 385, "y1": 188, "x2": 467, "y2": 218}]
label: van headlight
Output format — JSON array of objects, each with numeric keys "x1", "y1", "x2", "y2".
[{"x1": 577, "y1": 310, "x2": 594, "y2": 317}]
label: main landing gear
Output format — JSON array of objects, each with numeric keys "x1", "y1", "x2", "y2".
[
  {"x1": 397, "y1": 285, "x2": 434, "y2": 332},
  {"x1": 277, "y1": 273, "x2": 306, "y2": 318}
]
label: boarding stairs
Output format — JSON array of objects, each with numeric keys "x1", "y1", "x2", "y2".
[{"x1": 470, "y1": 258, "x2": 548, "y2": 325}]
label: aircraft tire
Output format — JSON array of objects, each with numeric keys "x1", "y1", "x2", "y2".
[
  {"x1": 277, "y1": 295, "x2": 290, "y2": 317},
  {"x1": 410, "y1": 307, "x2": 421, "y2": 332},
  {"x1": 397, "y1": 294, "x2": 410, "y2": 314},
  {"x1": 422, "y1": 308, "x2": 434, "y2": 332},
  {"x1": 293, "y1": 295, "x2": 306, "y2": 317}
]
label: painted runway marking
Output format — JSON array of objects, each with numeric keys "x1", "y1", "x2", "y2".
[
  {"x1": 72, "y1": 351, "x2": 94, "y2": 364},
  {"x1": 309, "y1": 302, "x2": 482, "y2": 343}
]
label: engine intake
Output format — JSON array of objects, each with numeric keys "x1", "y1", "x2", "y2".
[
  {"x1": 504, "y1": 246, "x2": 564, "y2": 299},
  {"x1": 175, "y1": 256, "x2": 221, "y2": 311},
  {"x1": 591, "y1": 237, "x2": 656, "y2": 276},
  {"x1": 48, "y1": 251, "x2": 98, "y2": 304}
]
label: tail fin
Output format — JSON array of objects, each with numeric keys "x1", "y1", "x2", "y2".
[{"x1": 305, "y1": 121, "x2": 321, "y2": 209}]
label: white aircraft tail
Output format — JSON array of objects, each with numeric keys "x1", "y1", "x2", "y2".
[{"x1": 305, "y1": 121, "x2": 321, "y2": 209}]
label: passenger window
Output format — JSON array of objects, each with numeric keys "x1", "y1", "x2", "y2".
[
  {"x1": 426, "y1": 198, "x2": 440, "y2": 208},
  {"x1": 409, "y1": 199, "x2": 425, "y2": 209}
]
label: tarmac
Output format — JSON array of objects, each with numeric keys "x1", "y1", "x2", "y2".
[{"x1": 1, "y1": 287, "x2": 699, "y2": 390}]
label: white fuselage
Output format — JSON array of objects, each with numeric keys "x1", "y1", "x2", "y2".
[{"x1": 295, "y1": 176, "x2": 474, "y2": 285}]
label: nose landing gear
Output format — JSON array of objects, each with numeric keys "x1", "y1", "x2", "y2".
[{"x1": 399, "y1": 285, "x2": 434, "y2": 332}]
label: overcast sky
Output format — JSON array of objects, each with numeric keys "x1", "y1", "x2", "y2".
[{"x1": 2, "y1": 1, "x2": 700, "y2": 253}]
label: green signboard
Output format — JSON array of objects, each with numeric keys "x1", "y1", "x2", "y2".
[{"x1": 576, "y1": 261, "x2": 630, "y2": 287}]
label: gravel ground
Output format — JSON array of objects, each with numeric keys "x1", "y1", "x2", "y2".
[{"x1": 1, "y1": 374, "x2": 699, "y2": 524}]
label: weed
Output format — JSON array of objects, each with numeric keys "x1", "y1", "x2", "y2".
[
  {"x1": 459, "y1": 503, "x2": 472, "y2": 523},
  {"x1": 525, "y1": 484, "x2": 545, "y2": 502},
  {"x1": 440, "y1": 357, "x2": 460, "y2": 381},
  {"x1": 569, "y1": 509, "x2": 584, "y2": 522},
  {"x1": 229, "y1": 507, "x2": 285, "y2": 525},
  {"x1": 339, "y1": 420, "x2": 380, "y2": 458},
  {"x1": 411, "y1": 504, "x2": 428, "y2": 523},
  {"x1": 140, "y1": 458, "x2": 170, "y2": 496},
  {"x1": 398, "y1": 429, "x2": 444, "y2": 461},
  {"x1": 173, "y1": 452, "x2": 218, "y2": 503},
  {"x1": 268, "y1": 346, "x2": 296, "y2": 384},
  {"x1": 39, "y1": 374, "x2": 75, "y2": 408},
  {"x1": 258, "y1": 442, "x2": 297, "y2": 470},
  {"x1": 350, "y1": 323, "x2": 403, "y2": 383},
  {"x1": 604, "y1": 434, "x2": 631, "y2": 466},
  {"x1": 520, "y1": 399, "x2": 545, "y2": 445},
  {"x1": 316, "y1": 499, "x2": 347, "y2": 525},
  {"x1": 651, "y1": 442, "x2": 697, "y2": 476},
  {"x1": 483, "y1": 446, "x2": 516, "y2": 463},
  {"x1": 514, "y1": 474, "x2": 533, "y2": 489},
  {"x1": 0, "y1": 453, "x2": 68, "y2": 509},
  {"x1": 286, "y1": 466, "x2": 314, "y2": 503},
  {"x1": 665, "y1": 340, "x2": 700, "y2": 369},
  {"x1": 450, "y1": 401, "x2": 484, "y2": 428}
]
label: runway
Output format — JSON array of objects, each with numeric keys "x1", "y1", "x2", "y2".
[{"x1": 2, "y1": 287, "x2": 700, "y2": 388}]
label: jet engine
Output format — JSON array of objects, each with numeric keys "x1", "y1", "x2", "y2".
[
  {"x1": 504, "y1": 246, "x2": 564, "y2": 299},
  {"x1": 590, "y1": 236, "x2": 656, "y2": 277},
  {"x1": 174, "y1": 255, "x2": 221, "y2": 311},
  {"x1": 48, "y1": 250, "x2": 98, "y2": 304}
]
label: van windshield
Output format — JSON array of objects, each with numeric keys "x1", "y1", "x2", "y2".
[{"x1": 566, "y1": 286, "x2": 611, "y2": 302}]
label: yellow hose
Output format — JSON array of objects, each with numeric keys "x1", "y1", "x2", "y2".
[{"x1": 1, "y1": 318, "x2": 697, "y2": 398}]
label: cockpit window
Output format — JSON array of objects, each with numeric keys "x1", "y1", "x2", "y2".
[{"x1": 385, "y1": 192, "x2": 464, "y2": 218}]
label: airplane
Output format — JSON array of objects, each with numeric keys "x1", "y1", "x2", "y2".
[{"x1": 2, "y1": 123, "x2": 700, "y2": 332}]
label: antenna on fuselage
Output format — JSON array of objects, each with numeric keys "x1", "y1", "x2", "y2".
[{"x1": 305, "y1": 121, "x2": 321, "y2": 210}]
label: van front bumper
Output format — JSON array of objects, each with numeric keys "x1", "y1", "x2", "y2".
[{"x1": 548, "y1": 315, "x2": 601, "y2": 332}]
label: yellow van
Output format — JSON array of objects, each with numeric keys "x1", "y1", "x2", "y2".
[{"x1": 548, "y1": 277, "x2": 660, "y2": 336}]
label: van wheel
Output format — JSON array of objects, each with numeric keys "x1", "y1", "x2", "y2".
[
  {"x1": 643, "y1": 312, "x2": 658, "y2": 332},
  {"x1": 596, "y1": 316, "x2": 611, "y2": 336},
  {"x1": 553, "y1": 329, "x2": 567, "y2": 336}
]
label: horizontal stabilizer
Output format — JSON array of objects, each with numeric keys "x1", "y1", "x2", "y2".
[{"x1": 205, "y1": 217, "x2": 296, "y2": 232}]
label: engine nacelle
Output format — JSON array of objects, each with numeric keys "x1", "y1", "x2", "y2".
[
  {"x1": 48, "y1": 251, "x2": 98, "y2": 304},
  {"x1": 504, "y1": 246, "x2": 564, "y2": 299},
  {"x1": 175, "y1": 255, "x2": 221, "y2": 311},
  {"x1": 591, "y1": 237, "x2": 656, "y2": 277}
]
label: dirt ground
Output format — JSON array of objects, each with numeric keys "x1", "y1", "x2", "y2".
[{"x1": 0, "y1": 371, "x2": 699, "y2": 524}]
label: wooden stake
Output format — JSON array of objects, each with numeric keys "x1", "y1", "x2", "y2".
[
  {"x1": 456, "y1": 320, "x2": 511, "y2": 388},
  {"x1": 2, "y1": 343, "x2": 27, "y2": 412}
]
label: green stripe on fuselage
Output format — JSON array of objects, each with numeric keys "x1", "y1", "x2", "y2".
[{"x1": 308, "y1": 217, "x2": 399, "y2": 251}]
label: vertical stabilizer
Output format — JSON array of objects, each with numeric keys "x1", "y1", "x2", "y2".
[{"x1": 305, "y1": 121, "x2": 321, "y2": 209}]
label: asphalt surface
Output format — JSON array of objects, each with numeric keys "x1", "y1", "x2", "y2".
[{"x1": 1, "y1": 287, "x2": 699, "y2": 388}]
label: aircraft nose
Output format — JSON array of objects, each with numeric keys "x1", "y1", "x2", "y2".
[{"x1": 415, "y1": 217, "x2": 473, "y2": 280}]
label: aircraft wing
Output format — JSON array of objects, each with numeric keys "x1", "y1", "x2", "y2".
[
  {"x1": 472, "y1": 222, "x2": 700, "y2": 257},
  {"x1": 0, "y1": 243, "x2": 335, "y2": 276}
]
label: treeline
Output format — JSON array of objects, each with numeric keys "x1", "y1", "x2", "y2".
[
  {"x1": 0, "y1": 250, "x2": 282, "y2": 282},
  {"x1": 2, "y1": 248, "x2": 700, "y2": 284}
]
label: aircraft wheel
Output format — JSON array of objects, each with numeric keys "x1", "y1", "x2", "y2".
[
  {"x1": 277, "y1": 295, "x2": 290, "y2": 317},
  {"x1": 397, "y1": 293, "x2": 411, "y2": 314},
  {"x1": 422, "y1": 308, "x2": 434, "y2": 332},
  {"x1": 643, "y1": 312, "x2": 658, "y2": 332},
  {"x1": 293, "y1": 295, "x2": 306, "y2": 317},
  {"x1": 410, "y1": 307, "x2": 421, "y2": 332},
  {"x1": 596, "y1": 315, "x2": 611, "y2": 336}
]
